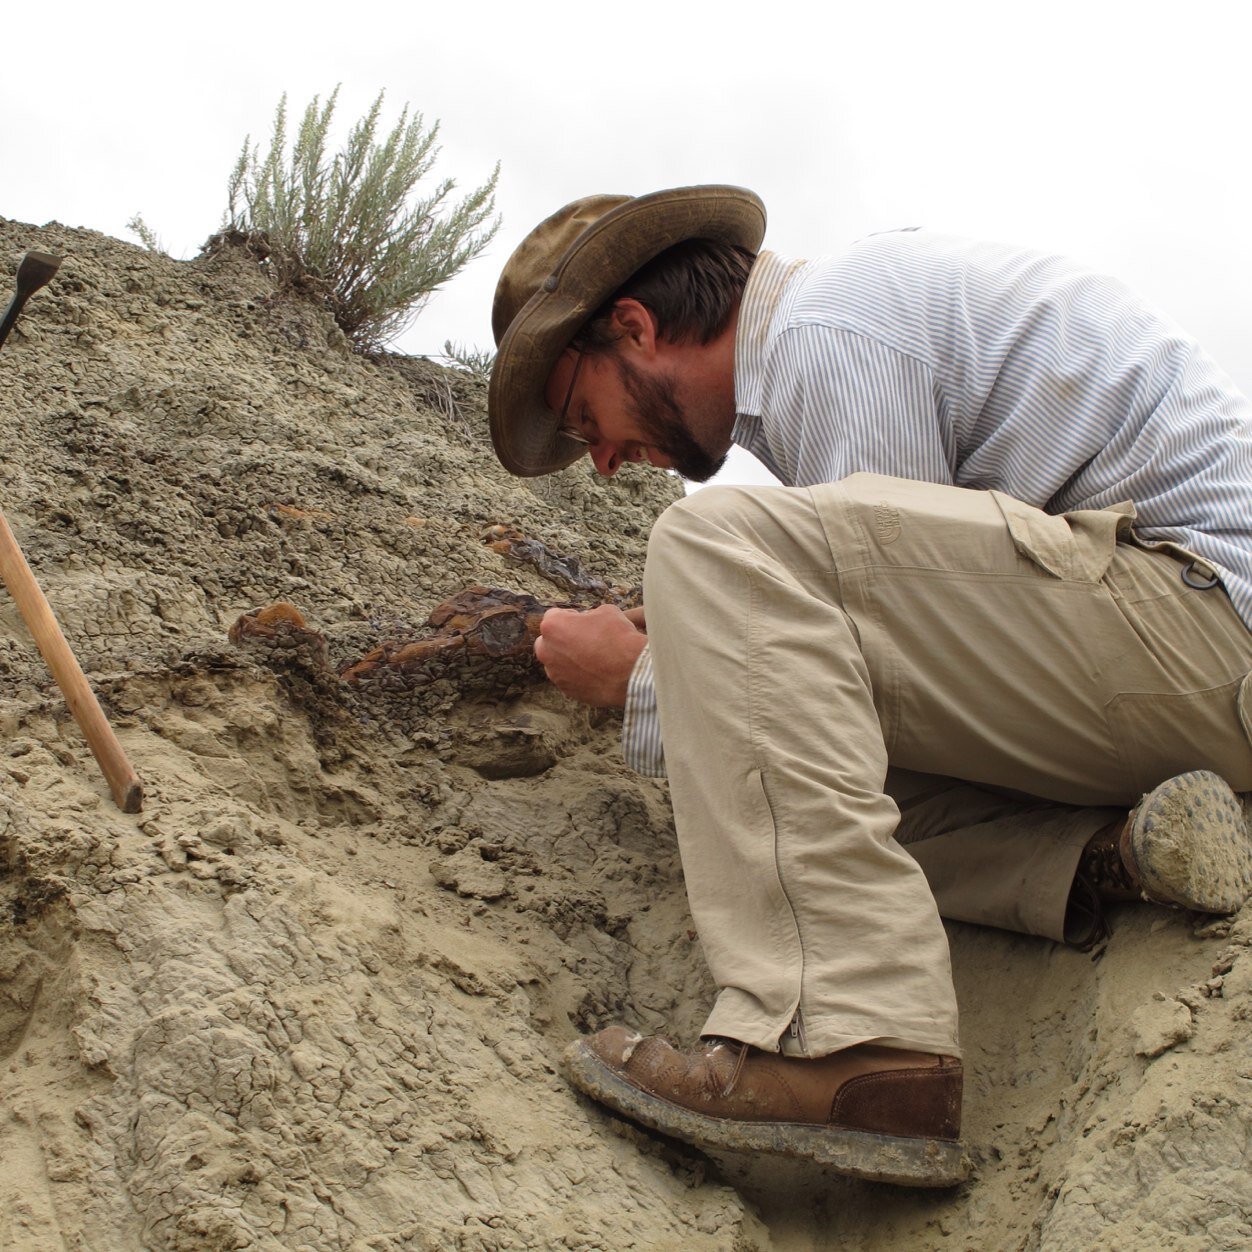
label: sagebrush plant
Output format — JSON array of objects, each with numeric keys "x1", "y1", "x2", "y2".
[
  {"x1": 126, "y1": 213, "x2": 164, "y2": 253},
  {"x1": 225, "y1": 87, "x2": 500, "y2": 352},
  {"x1": 442, "y1": 339, "x2": 495, "y2": 382}
]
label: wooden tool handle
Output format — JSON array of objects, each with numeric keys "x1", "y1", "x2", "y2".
[{"x1": 0, "y1": 511, "x2": 143, "y2": 813}]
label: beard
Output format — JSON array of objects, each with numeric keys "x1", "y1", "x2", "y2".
[{"x1": 614, "y1": 357, "x2": 728, "y2": 483}]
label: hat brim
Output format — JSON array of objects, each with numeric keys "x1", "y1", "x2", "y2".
[{"x1": 489, "y1": 186, "x2": 766, "y2": 477}]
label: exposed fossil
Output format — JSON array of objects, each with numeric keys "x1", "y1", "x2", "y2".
[
  {"x1": 481, "y1": 524, "x2": 641, "y2": 606},
  {"x1": 228, "y1": 528, "x2": 640, "y2": 704}
]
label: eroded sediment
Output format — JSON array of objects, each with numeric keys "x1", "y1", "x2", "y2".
[{"x1": 1, "y1": 218, "x2": 1250, "y2": 1250}]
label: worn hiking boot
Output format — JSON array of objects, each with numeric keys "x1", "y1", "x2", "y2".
[
  {"x1": 562, "y1": 1027, "x2": 967, "y2": 1187},
  {"x1": 1080, "y1": 770, "x2": 1252, "y2": 913}
]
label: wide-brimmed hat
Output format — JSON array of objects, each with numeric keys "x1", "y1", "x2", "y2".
[{"x1": 488, "y1": 185, "x2": 767, "y2": 477}]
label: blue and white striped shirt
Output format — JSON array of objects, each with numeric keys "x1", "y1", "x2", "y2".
[{"x1": 623, "y1": 234, "x2": 1252, "y2": 776}]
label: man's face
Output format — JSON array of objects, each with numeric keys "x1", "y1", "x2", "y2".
[{"x1": 543, "y1": 347, "x2": 729, "y2": 482}]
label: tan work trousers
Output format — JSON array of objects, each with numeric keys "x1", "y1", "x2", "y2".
[{"x1": 642, "y1": 474, "x2": 1252, "y2": 1058}]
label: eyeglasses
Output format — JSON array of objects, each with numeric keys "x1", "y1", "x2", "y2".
[{"x1": 556, "y1": 350, "x2": 591, "y2": 445}]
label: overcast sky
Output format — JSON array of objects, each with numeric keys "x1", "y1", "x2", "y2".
[{"x1": 5, "y1": 0, "x2": 1249, "y2": 488}]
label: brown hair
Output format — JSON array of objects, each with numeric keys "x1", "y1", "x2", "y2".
[{"x1": 572, "y1": 238, "x2": 755, "y2": 352}]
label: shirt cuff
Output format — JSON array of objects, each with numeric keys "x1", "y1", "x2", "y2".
[{"x1": 621, "y1": 644, "x2": 667, "y2": 777}]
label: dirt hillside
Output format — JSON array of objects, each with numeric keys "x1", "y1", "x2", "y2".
[{"x1": 1, "y1": 218, "x2": 1249, "y2": 1251}]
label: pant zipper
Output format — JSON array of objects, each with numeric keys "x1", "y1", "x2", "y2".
[{"x1": 789, "y1": 1009, "x2": 808, "y2": 1055}]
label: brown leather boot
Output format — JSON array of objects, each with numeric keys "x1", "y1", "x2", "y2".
[
  {"x1": 1077, "y1": 770, "x2": 1252, "y2": 913},
  {"x1": 562, "y1": 1026, "x2": 966, "y2": 1187}
]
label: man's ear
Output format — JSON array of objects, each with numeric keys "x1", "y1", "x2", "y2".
[{"x1": 608, "y1": 299, "x2": 659, "y2": 358}]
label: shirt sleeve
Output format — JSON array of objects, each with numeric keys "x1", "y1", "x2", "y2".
[{"x1": 620, "y1": 644, "x2": 667, "y2": 777}]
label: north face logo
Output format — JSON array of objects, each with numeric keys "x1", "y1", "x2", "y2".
[{"x1": 874, "y1": 502, "x2": 901, "y2": 544}]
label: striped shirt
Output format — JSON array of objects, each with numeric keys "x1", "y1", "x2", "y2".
[{"x1": 622, "y1": 234, "x2": 1252, "y2": 776}]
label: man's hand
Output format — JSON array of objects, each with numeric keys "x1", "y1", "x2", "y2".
[{"x1": 534, "y1": 604, "x2": 647, "y2": 708}]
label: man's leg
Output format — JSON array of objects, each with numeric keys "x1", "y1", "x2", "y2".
[
  {"x1": 565, "y1": 479, "x2": 968, "y2": 1184},
  {"x1": 887, "y1": 770, "x2": 1109, "y2": 942}
]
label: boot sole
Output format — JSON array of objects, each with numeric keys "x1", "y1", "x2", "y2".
[
  {"x1": 562, "y1": 1040, "x2": 970, "y2": 1188},
  {"x1": 1130, "y1": 770, "x2": 1252, "y2": 913}
]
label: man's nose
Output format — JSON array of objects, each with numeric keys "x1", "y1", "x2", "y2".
[{"x1": 590, "y1": 442, "x2": 622, "y2": 477}]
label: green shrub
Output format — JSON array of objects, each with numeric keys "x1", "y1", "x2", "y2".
[
  {"x1": 126, "y1": 213, "x2": 164, "y2": 253},
  {"x1": 442, "y1": 339, "x2": 495, "y2": 381},
  {"x1": 225, "y1": 87, "x2": 500, "y2": 352}
]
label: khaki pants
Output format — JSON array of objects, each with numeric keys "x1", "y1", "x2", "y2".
[{"x1": 642, "y1": 475, "x2": 1252, "y2": 1058}]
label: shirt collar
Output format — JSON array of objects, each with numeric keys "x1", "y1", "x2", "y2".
[{"x1": 732, "y1": 250, "x2": 806, "y2": 447}]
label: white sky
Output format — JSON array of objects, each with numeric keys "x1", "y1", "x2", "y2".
[{"x1": 5, "y1": 0, "x2": 1249, "y2": 489}]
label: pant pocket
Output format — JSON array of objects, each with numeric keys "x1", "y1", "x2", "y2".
[
  {"x1": 991, "y1": 492, "x2": 1133, "y2": 583},
  {"x1": 1107, "y1": 674, "x2": 1252, "y2": 795}
]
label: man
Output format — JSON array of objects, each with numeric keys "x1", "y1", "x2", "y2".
[{"x1": 487, "y1": 186, "x2": 1252, "y2": 1185}]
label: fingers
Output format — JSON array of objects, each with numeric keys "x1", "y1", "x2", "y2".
[
  {"x1": 534, "y1": 606, "x2": 578, "y2": 665},
  {"x1": 533, "y1": 605, "x2": 646, "y2": 707}
]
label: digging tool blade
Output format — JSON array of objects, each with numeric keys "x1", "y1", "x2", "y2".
[{"x1": 0, "y1": 250, "x2": 63, "y2": 351}]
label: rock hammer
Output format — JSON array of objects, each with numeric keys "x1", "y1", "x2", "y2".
[{"x1": 0, "y1": 250, "x2": 143, "y2": 812}]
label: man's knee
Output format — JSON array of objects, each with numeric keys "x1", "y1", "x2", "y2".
[
  {"x1": 645, "y1": 487, "x2": 781, "y2": 596},
  {"x1": 650, "y1": 485, "x2": 759, "y2": 545},
  {"x1": 647, "y1": 485, "x2": 768, "y2": 563},
  {"x1": 646, "y1": 484, "x2": 835, "y2": 583}
]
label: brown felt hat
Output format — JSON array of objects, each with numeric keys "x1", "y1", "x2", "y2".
[{"x1": 488, "y1": 185, "x2": 767, "y2": 477}]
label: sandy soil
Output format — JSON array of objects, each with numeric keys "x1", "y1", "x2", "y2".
[{"x1": 1, "y1": 218, "x2": 1249, "y2": 1250}]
